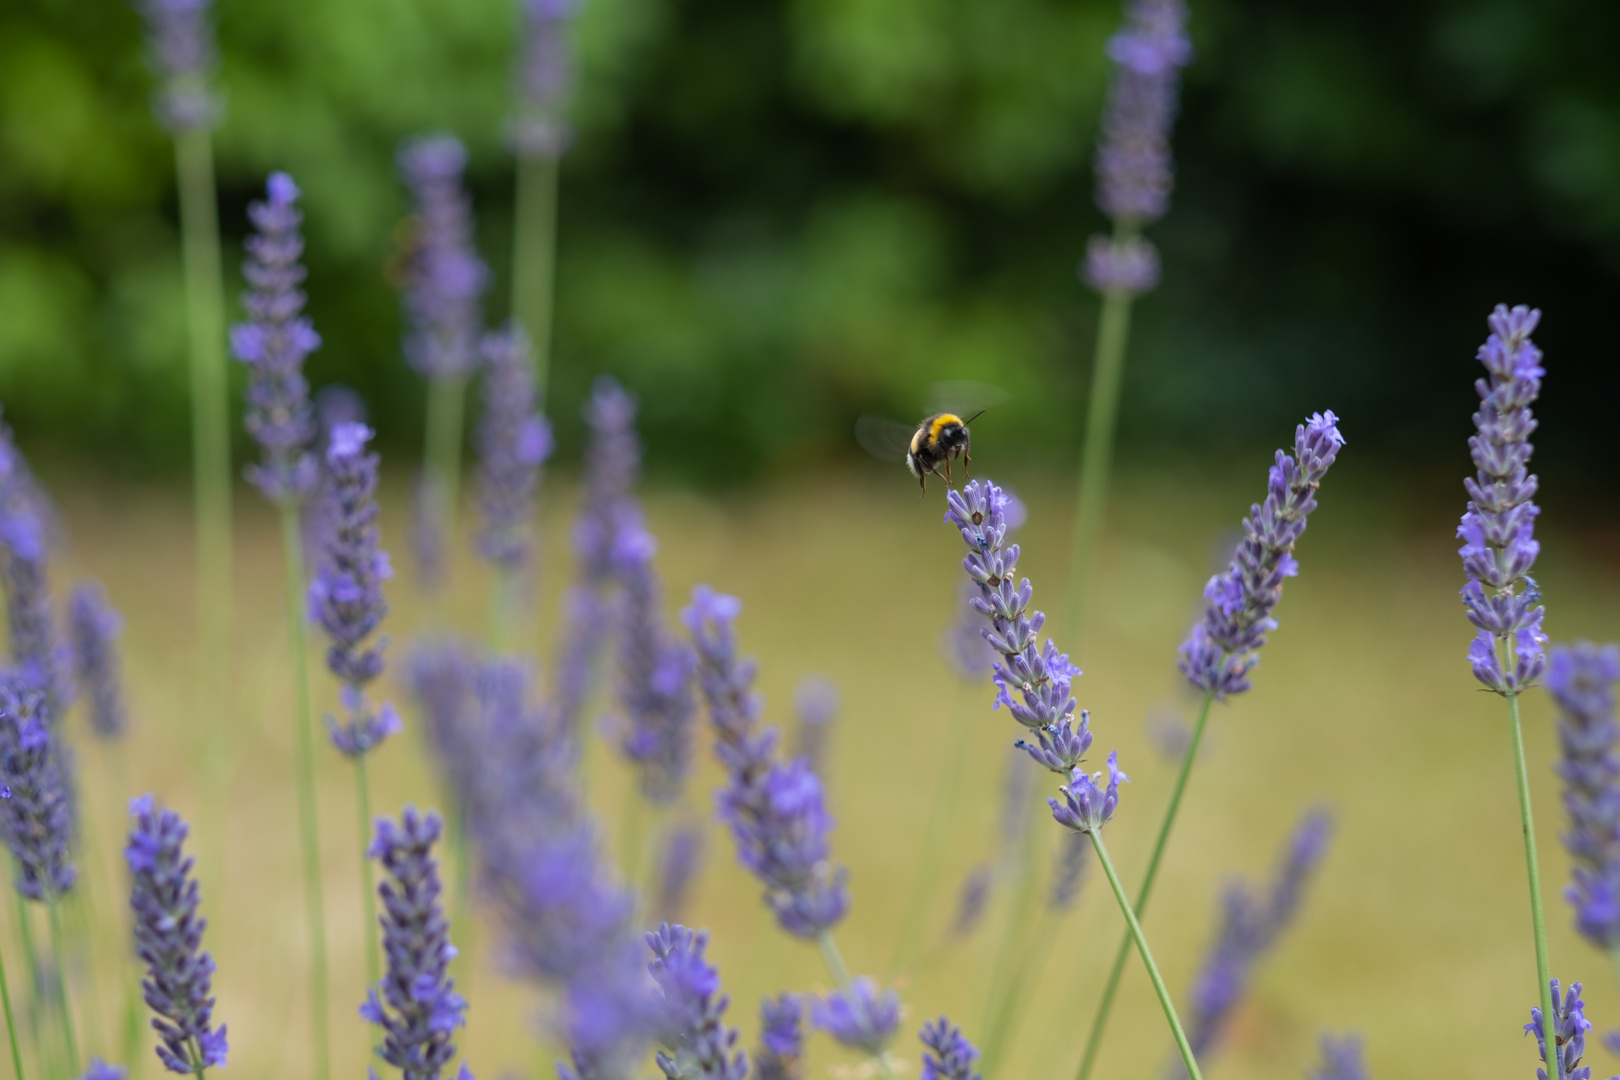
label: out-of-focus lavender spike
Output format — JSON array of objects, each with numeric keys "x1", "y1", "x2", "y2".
[
  {"x1": 684, "y1": 586, "x2": 850, "y2": 938},
  {"x1": 126, "y1": 795, "x2": 227, "y2": 1073},
  {"x1": 1547, "y1": 643, "x2": 1620, "y2": 948},
  {"x1": 308, "y1": 424, "x2": 400, "y2": 757},
  {"x1": 614, "y1": 515, "x2": 698, "y2": 803},
  {"x1": 753, "y1": 995, "x2": 803, "y2": 1080},
  {"x1": 1049, "y1": 831, "x2": 1089, "y2": 911},
  {"x1": 476, "y1": 324, "x2": 553, "y2": 571},
  {"x1": 0, "y1": 420, "x2": 69, "y2": 714},
  {"x1": 997, "y1": 748, "x2": 1034, "y2": 853},
  {"x1": 397, "y1": 135, "x2": 489, "y2": 382},
  {"x1": 652, "y1": 824, "x2": 704, "y2": 926},
  {"x1": 406, "y1": 640, "x2": 480, "y2": 821},
  {"x1": 76, "y1": 1059, "x2": 128, "y2": 1080},
  {"x1": 1527, "y1": 979, "x2": 1595, "y2": 1080},
  {"x1": 1081, "y1": 234, "x2": 1162, "y2": 297},
  {"x1": 132, "y1": 0, "x2": 219, "y2": 130},
  {"x1": 510, "y1": 0, "x2": 581, "y2": 160},
  {"x1": 949, "y1": 865, "x2": 993, "y2": 938},
  {"x1": 303, "y1": 384, "x2": 369, "y2": 564},
  {"x1": 792, "y1": 675, "x2": 838, "y2": 781},
  {"x1": 1459, "y1": 305, "x2": 1548, "y2": 695},
  {"x1": 232, "y1": 171, "x2": 320, "y2": 507},
  {"x1": 0, "y1": 686, "x2": 75, "y2": 900},
  {"x1": 1177, "y1": 412, "x2": 1345, "y2": 699},
  {"x1": 361, "y1": 808, "x2": 467, "y2": 1080},
  {"x1": 944, "y1": 480, "x2": 1122, "y2": 835},
  {"x1": 1167, "y1": 808, "x2": 1333, "y2": 1076},
  {"x1": 69, "y1": 580, "x2": 128, "y2": 740},
  {"x1": 646, "y1": 923, "x2": 748, "y2": 1080},
  {"x1": 411, "y1": 473, "x2": 448, "y2": 592},
  {"x1": 810, "y1": 979, "x2": 901, "y2": 1057},
  {"x1": 1307, "y1": 1034, "x2": 1368, "y2": 1080},
  {"x1": 919, "y1": 1016, "x2": 983, "y2": 1080}
]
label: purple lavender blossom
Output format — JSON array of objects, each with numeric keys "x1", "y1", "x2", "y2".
[
  {"x1": 1049, "y1": 830, "x2": 1089, "y2": 910},
  {"x1": 1081, "y1": 234, "x2": 1162, "y2": 297},
  {"x1": 940, "y1": 492, "x2": 1024, "y2": 679},
  {"x1": 511, "y1": 0, "x2": 581, "y2": 159},
  {"x1": 76, "y1": 1060, "x2": 128, "y2": 1080},
  {"x1": 615, "y1": 516, "x2": 698, "y2": 803},
  {"x1": 1459, "y1": 305, "x2": 1548, "y2": 695},
  {"x1": 792, "y1": 676, "x2": 838, "y2": 781},
  {"x1": 1527, "y1": 980, "x2": 1595, "y2": 1080},
  {"x1": 125, "y1": 795, "x2": 226, "y2": 1074},
  {"x1": 232, "y1": 171, "x2": 319, "y2": 506},
  {"x1": 1548, "y1": 643, "x2": 1620, "y2": 947},
  {"x1": 0, "y1": 424, "x2": 67, "y2": 712},
  {"x1": 919, "y1": 1016, "x2": 982, "y2": 1080},
  {"x1": 754, "y1": 995, "x2": 803, "y2": 1080},
  {"x1": 476, "y1": 324, "x2": 553, "y2": 570},
  {"x1": 303, "y1": 385, "x2": 369, "y2": 565},
  {"x1": 944, "y1": 480, "x2": 1120, "y2": 834},
  {"x1": 810, "y1": 979, "x2": 901, "y2": 1057},
  {"x1": 949, "y1": 865, "x2": 992, "y2": 938},
  {"x1": 1177, "y1": 412, "x2": 1345, "y2": 699},
  {"x1": 69, "y1": 580, "x2": 128, "y2": 740},
  {"x1": 133, "y1": 0, "x2": 218, "y2": 130},
  {"x1": 653, "y1": 824, "x2": 705, "y2": 926},
  {"x1": 308, "y1": 423, "x2": 400, "y2": 757},
  {"x1": 363, "y1": 808, "x2": 467, "y2": 1080},
  {"x1": 1169, "y1": 808, "x2": 1333, "y2": 1076},
  {"x1": 0, "y1": 687, "x2": 74, "y2": 900},
  {"x1": 1308, "y1": 1034, "x2": 1368, "y2": 1080},
  {"x1": 684, "y1": 586, "x2": 850, "y2": 938},
  {"x1": 647, "y1": 924, "x2": 748, "y2": 1080},
  {"x1": 398, "y1": 135, "x2": 489, "y2": 381}
]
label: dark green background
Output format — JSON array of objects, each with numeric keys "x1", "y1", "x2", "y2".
[{"x1": 2, "y1": 0, "x2": 1617, "y2": 483}]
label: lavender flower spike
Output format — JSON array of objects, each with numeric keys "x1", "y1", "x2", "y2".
[
  {"x1": 362, "y1": 808, "x2": 467, "y2": 1080},
  {"x1": 398, "y1": 135, "x2": 489, "y2": 381},
  {"x1": 616, "y1": 517, "x2": 699, "y2": 803},
  {"x1": 0, "y1": 687, "x2": 75, "y2": 900},
  {"x1": 1308, "y1": 1034, "x2": 1368, "y2": 1080},
  {"x1": 1527, "y1": 979, "x2": 1595, "y2": 1080},
  {"x1": 653, "y1": 824, "x2": 705, "y2": 925},
  {"x1": 475, "y1": 324, "x2": 553, "y2": 570},
  {"x1": 126, "y1": 795, "x2": 227, "y2": 1074},
  {"x1": 1548, "y1": 643, "x2": 1620, "y2": 946},
  {"x1": 309, "y1": 423, "x2": 401, "y2": 757},
  {"x1": 646, "y1": 924, "x2": 748, "y2": 1080},
  {"x1": 77, "y1": 1060, "x2": 129, "y2": 1080},
  {"x1": 810, "y1": 979, "x2": 901, "y2": 1057},
  {"x1": 511, "y1": 0, "x2": 581, "y2": 159},
  {"x1": 233, "y1": 171, "x2": 319, "y2": 505},
  {"x1": 919, "y1": 1016, "x2": 983, "y2": 1080},
  {"x1": 1459, "y1": 305, "x2": 1548, "y2": 695},
  {"x1": 1177, "y1": 411, "x2": 1345, "y2": 699},
  {"x1": 133, "y1": 0, "x2": 219, "y2": 130},
  {"x1": 792, "y1": 676, "x2": 838, "y2": 781},
  {"x1": 0, "y1": 423, "x2": 68, "y2": 711},
  {"x1": 70, "y1": 580, "x2": 129, "y2": 740},
  {"x1": 753, "y1": 995, "x2": 803, "y2": 1080}
]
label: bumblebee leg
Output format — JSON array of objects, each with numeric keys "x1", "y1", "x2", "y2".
[
  {"x1": 944, "y1": 457, "x2": 953, "y2": 484},
  {"x1": 963, "y1": 449, "x2": 972, "y2": 479}
]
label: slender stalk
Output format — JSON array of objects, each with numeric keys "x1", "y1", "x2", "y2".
[
  {"x1": 187, "y1": 1035, "x2": 208, "y2": 1080},
  {"x1": 887, "y1": 687, "x2": 974, "y2": 978},
  {"x1": 354, "y1": 755, "x2": 380, "y2": 990},
  {"x1": 814, "y1": 932, "x2": 897, "y2": 1080},
  {"x1": 13, "y1": 890, "x2": 49, "y2": 1079},
  {"x1": 978, "y1": 792, "x2": 1044, "y2": 1036},
  {"x1": 44, "y1": 896, "x2": 77, "y2": 1076},
  {"x1": 511, "y1": 154, "x2": 560, "y2": 403},
  {"x1": 1507, "y1": 691, "x2": 1557, "y2": 1064},
  {"x1": 64, "y1": 891, "x2": 106, "y2": 1061},
  {"x1": 1064, "y1": 222, "x2": 1139, "y2": 647},
  {"x1": 979, "y1": 907, "x2": 1056, "y2": 1076},
  {"x1": 277, "y1": 505, "x2": 330, "y2": 1080},
  {"x1": 1074, "y1": 689, "x2": 1215, "y2": 1080},
  {"x1": 1087, "y1": 831, "x2": 1202, "y2": 1080},
  {"x1": 174, "y1": 124, "x2": 233, "y2": 786},
  {"x1": 422, "y1": 374, "x2": 469, "y2": 604},
  {"x1": 0, "y1": 941, "x2": 26, "y2": 1080}
]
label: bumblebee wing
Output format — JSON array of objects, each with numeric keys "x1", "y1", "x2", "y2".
[
  {"x1": 855, "y1": 415, "x2": 920, "y2": 462},
  {"x1": 927, "y1": 380, "x2": 1010, "y2": 420}
]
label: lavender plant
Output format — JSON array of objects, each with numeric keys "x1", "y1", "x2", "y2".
[
  {"x1": 1527, "y1": 980, "x2": 1596, "y2": 1080},
  {"x1": 68, "y1": 581, "x2": 128, "y2": 740},
  {"x1": 0, "y1": 689, "x2": 75, "y2": 905},
  {"x1": 919, "y1": 1017, "x2": 982, "y2": 1080},
  {"x1": 231, "y1": 170, "x2": 329, "y2": 1080},
  {"x1": 651, "y1": 823, "x2": 704, "y2": 925},
  {"x1": 1077, "y1": 411, "x2": 1343, "y2": 1080},
  {"x1": 646, "y1": 923, "x2": 747, "y2": 1080},
  {"x1": 1309, "y1": 1034, "x2": 1368, "y2": 1080},
  {"x1": 125, "y1": 795, "x2": 226, "y2": 1077},
  {"x1": 1065, "y1": 0, "x2": 1192, "y2": 643},
  {"x1": 791, "y1": 676, "x2": 838, "y2": 782},
  {"x1": 753, "y1": 995, "x2": 803, "y2": 1080},
  {"x1": 1547, "y1": 644, "x2": 1620, "y2": 953},
  {"x1": 1456, "y1": 304, "x2": 1557, "y2": 1057},
  {"x1": 77, "y1": 1061, "x2": 127, "y2": 1080},
  {"x1": 810, "y1": 979, "x2": 900, "y2": 1059},
  {"x1": 0, "y1": 423, "x2": 70, "y2": 715}
]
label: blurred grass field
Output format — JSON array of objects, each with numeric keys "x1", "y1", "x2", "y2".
[{"x1": 14, "y1": 451, "x2": 1620, "y2": 1080}]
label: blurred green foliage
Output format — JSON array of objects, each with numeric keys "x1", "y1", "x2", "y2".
[{"x1": 2, "y1": 0, "x2": 1618, "y2": 481}]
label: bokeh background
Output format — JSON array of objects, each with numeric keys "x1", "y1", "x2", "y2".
[{"x1": 4, "y1": 0, "x2": 1620, "y2": 1079}]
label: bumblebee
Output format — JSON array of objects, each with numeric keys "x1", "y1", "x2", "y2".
[
  {"x1": 856, "y1": 382, "x2": 1005, "y2": 494},
  {"x1": 904, "y1": 411, "x2": 983, "y2": 492}
]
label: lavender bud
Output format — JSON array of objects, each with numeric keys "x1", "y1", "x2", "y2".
[
  {"x1": 646, "y1": 923, "x2": 748, "y2": 1080},
  {"x1": 949, "y1": 865, "x2": 993, "y2": 938},
  {"x1": 1092, "y1": 0, "x2": 1191, "y2": 226},
  {"x1": 1308, "y1": 1034, "x2": 1368, "y2": 1080},
  {"x1": 652, "y1": 824, "x2": 705, "y2": 926},
  {"x1": 791, "y1": 675, "x2": 838, "y2": 780},
  {"x1": 362, "y1": 808, "x2": 467, "y2": 1080},
  {"x1": 754, "y1": 995, "x2": 803, "y2": 1080},
  {"x1": 919, "y1": 1016, "x2": 983, "y2": 1080},
  {"x1": 510, "y1": 0, "x2": 581, "y2": 159},
  {"x1": 126, "y1": 795, "x2": 227, "y2": 1073},
  {"x1": 1048, "y1": 831, "x2": 1089, "y2": 910},
  {"x1": 1049, "y1": 752, "x2": 1127, "y2": 835},
  {"x1": 1177, "y1": 412, "x2": 1345, "y2": 698},
  {"x1": 475, "y1": 324, "x2": 553, "y2": 571},
  {"x1": 233, "y1": 171, "x2": 320, "y2": 506},
  {"x1": 69, "y1": 580, "x2": 128, "y2": 740},
  {"x1": 397, "y1": 135, "x2": 489, "y2": 381},
  {"x1": 810, "y1": 979, "x2": 901, "y2": 1058},
  {"x1": 1526, "y1": 980, "x2": 1594, "y2": 1080},
  {"x1": 1080, "y1": 235, "x2": 1162, "y2": 297},
  {"x1": 0, "y1": 688, "x2": 74, "y2": 900},
  {"x1": 132, "y1": 0, "x2": 219, "y2": 130},
  {"x1": 1548, "y1": 643, "x2": 1620, "y2": 947}
]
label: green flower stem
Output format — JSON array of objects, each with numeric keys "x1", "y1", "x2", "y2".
[
  {"x1": 511, "y1": 153, "x2": 560, "y2": 403},
  {"x1": 814, "y1": 932, "x2": 898, "y2": 1080},
  {"x1": 1074, "y1": 688, "x2": 1215, "y2": 1080},
  {"x1": 1064, "y1": 222, "x2": 1139, "y2": 647},
  {"x1": 354, "y1": 754, "x2": 380, "y2": 990},
  {"x1": 13, "y1": 890, "x2": 49, "y2": 1079},
  {"x1": 0, "y1": 940, "x2": 27, "y2": 1080},
  {"x1": 45, "y1": 895, "x2": 78, "y2": 1076},
  {"x1": 278, "y1": 505, "x2": 330, "y2": 1080},
  {"x1": 64, "y1": 891, "x2": 106, "y2": 1061},
  {"x1": 423, "y1": 374, "x2": 469, "y2": 603},
  {"x1": 174, "y1": 124, "x2": 233, "y2": 784},
  {"x1": 187, "y1": 1035, "x2": 209, "y2": 1080},
  {"x1": 1087, "y1": 830, "x2": 1202, "y2": 1080},
  {"x1": 887, "y1": 686, "x2": 974, "y2": 978},
  {"x1": 979, "y1": 791, "x2": 1047, "y2": 1042},
  {"x1": 1507, "y1": 690, "x2": 1557, "y2": 1063}
]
